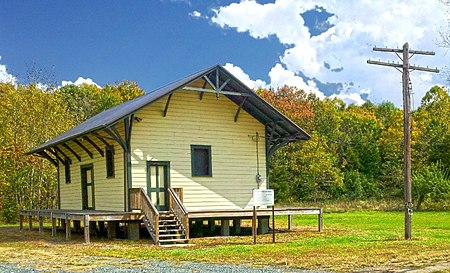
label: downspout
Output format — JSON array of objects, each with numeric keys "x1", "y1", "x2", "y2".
[
  {"x1": 124, "y1": 115, "x2": 134, "y2": 212},
  {"x1": 57, "y1": 161, "x2": 61, "y2": 209},
  {"x1": 265, "y1": 126, "x2": 270, "y2": 190},
  {"x1": 123, "y1": 149, "x2": 128, "y2": 211}
]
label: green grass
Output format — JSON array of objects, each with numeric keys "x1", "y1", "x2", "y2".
[{"x1": 1, "y1": 211, "x2": 449, "y2": 272}]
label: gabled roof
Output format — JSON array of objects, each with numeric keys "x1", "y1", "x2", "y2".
[{"x1": 28, "y1": 64, "x2": 310, "y2": 155}]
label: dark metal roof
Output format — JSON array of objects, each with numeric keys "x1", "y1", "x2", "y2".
[{"x1": 28, "y1": 64, "x2": 310, "y2": 154}]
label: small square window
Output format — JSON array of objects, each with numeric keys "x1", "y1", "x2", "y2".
[
  {"x1": 191, "y1": 145, "x2": 212, "y2": 177},
  {"x1": 64, "y1": 159, "x2": 71, "y2": 184},
  {"x1": 105, "y1": 145, "x2": 115, "y2": 178}
]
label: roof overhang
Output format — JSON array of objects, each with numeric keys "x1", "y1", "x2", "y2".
[{"x1": 27, "y1": 65, "x2": 310, "y2": 157}]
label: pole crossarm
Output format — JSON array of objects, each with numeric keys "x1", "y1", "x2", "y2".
[
  {"x1": 367, "y1": 60, "x2": 402, "y2": 68},
  {"x1": 367, "y1": 60, "x2": 439, "y2": 73},
  {"x1": 373, "y1": 47, "x2": 436, "y2": 55}
]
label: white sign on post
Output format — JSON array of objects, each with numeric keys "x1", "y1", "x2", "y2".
[{"x1": 252, "y1": 189, "x2": 274, "y2": 206}]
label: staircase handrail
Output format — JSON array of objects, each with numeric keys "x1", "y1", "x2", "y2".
[
  {"x1": 168, "y1": 188, "x2": 189, "y2": 239},
  {"x1": 130, "y1": 188, "x2": 159, "y2": 244}
]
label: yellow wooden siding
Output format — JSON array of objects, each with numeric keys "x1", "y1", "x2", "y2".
[
  {"x1": 130, "y1": 89, "x2": 266, "y2": 211},
  {"x1": 58, "y1": 135, "x2": 125, "y2": 211}
]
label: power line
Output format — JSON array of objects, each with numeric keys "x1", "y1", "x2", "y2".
[{"x1": 367, "y1": 42, "x2": 439, "y2": 240}]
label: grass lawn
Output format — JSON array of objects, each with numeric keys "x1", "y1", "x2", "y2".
[{"x1": 0, "y1": 211, "x2": 449, "y2": 272}]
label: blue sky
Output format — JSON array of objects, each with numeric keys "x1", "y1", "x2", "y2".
[{"x1": 0, "y1": 0, "x2": 448, "y2": 107}]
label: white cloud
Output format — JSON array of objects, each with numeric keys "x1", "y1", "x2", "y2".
[
  {"x1": 330, "y1": 92, "x2": 365, "y2": 106},
  {"x1": 268, "y1": 63, "x2": 325, "y2": 99},
  {"x1": 223, "y1": 63, "x2": 266, "y2": 89},
  {"x1": 0, "y1": 57, "x2": 17, "y2": 84},
  {"x1": 211, "y1": 0, "x2": 447, "y2": 107},
  {"x1": 189, "y1": 10, "x2": 208, "y2": 19},
  {"x1": 189, "y1": 11, "x2": 202, "y2": 17},
  {"x1": 61, "y1": 77, "x2": 100, "y2": 88}
]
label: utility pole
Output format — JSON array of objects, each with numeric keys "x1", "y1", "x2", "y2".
[{"x1": 367, "y1": 42, "x2": 439, "y2": 240}]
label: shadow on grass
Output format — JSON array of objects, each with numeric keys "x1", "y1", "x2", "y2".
[{"x1": 0, "y1": 226, "x2": 86, "y2": 244}]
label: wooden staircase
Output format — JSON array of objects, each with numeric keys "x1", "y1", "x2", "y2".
[
  {"x1": 157, "y1": 211, "x2": 189, "y2": 245},
  {"x1": 131, "y1": 187, "x2": 190, "y2": 246}
]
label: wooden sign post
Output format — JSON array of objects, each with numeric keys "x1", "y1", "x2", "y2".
[{"x1": 252, "y1": 189, "x2": 275, "y2": 244}]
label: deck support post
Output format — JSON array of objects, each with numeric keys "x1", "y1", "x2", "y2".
[
  {"x1": 19, "y1": 214, "x2": 23, "y2": 230},
  {"x1": 98, "y1": 221, "x2": 106, "y2": 237},
  {"x1": 107, "y1": 222, "x2": 117, "y2": 239},
  {"x1": 127, "y1": 222, "x2": 140, "y2": 240},
  {"x1": 220, "y1": 219, "x2": 230, "y2": 236},
  {"x1": 28, "y1": 215, "x2": 33, "y2": 230},
  {"x1": 84, "y1": 215, "x2": 90, "y2": 244},
  {"x1": 61, "y1": 218, "x2": 66, "y2": 230},
  {"x1": 258, "y1": 217, "x2": 269, "y2": 234},
  {"x1": 38, "y1": 211, "x2": 43, "y2": 233},
  {"x1": 65, "y1": 214, "x2": 71, "y2": 241},
  {"x1": 51, "y1": 212, "x2": 56, "y2": 237},
  {"x1": 89, "y1": 221, "x2": 97, "y2": 237},
  {"x1": 318, "y1": 209, "x2": 323, "y2": 232},
  {"x1": 233, "y1": 219, "x2": 241, "y2": 234},
  {"x1": 288, "y1": 215, "x2": 293, "y2": 231},
  {"x1": 208, "y1": 220, "x2": 215, "y2": 232},
  {"x1": 73, "y1": 220, "x2": 82, "y2": 233}
]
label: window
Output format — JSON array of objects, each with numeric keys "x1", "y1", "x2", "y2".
[
  {"x1": 191, "y1": 145, "x2": 212, "y2": 177},
  {"x1": 105, "y1": 145, "x2": 115, "y2": 178},
  {"x1": 64, "y1": 159, "x2": 71, "y2": 184}
]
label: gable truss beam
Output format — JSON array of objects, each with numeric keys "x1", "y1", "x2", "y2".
[
  {"x1": 218, "y1": 78, "x2": 231, "y2": 92},
  {"x1": 62, "y1": 143, "x2": 81, "y2": 162},
  {"x1": 38, "y1": 151, "x2": 57, "y2": 166},
  {"x1": 183, "y1": 86, "x2": 250, "y2": 97},
  {"x1": 188, "y1": 68, "x2": 242, "y2": 97},
  {"x1": 204, "y1": 73, "x2": 217, "y2": 90},
  {"x1": 83, "y1": 136, "x2": 104, "y2": 157}
]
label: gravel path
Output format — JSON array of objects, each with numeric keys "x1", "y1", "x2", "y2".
[{"x1": 0, "y1": 261, "x2": 331, "y2": 273}]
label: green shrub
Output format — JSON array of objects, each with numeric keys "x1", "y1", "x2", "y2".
[{"x1": 413, "y1": 162, "x2": 450, "y2": 210}]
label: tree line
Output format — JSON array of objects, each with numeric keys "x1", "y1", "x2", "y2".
[
  {"x1": 0, "y1": 80, "x2": 449, "y2": 223},
  {"x1": 0, "y1": 81, "x2": 144, "y2": 222},
  {"x1": 259, "y1": 86, "x2": 450, "y2": 209}
]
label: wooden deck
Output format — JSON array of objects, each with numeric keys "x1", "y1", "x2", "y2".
[
  {"x1": 19, "y1": 207, "x2": 323, "y2": 244},
  {"x1": 189, "y1": 207, "x2": 323, "y2": 232},
  {"x1": 19, "y1": 209, "x2": 142, "y2": 243}
]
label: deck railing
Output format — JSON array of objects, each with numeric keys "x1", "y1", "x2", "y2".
[
  {"x1": 130, "y1": 188, "x2": 159, "y2": 244},
  {"x1": 168, "y1": 188, "x2": 189, "y2": 239}
]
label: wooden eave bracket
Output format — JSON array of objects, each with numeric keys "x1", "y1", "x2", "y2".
[
  {"x1": 124, "y1": 115, "x2": 133, "y2": 149},
  {"x1": 53, "y1": 146, "x2": 71, "y2": 164},
  {"x1": 38, "y1": 151, "x2": 57, "y2": 166},
  {"x1": 104, "y1": 115, "x2": 133, "y2": 152},
  {"x1": 199, "y1": 79, "x2": 207, "y2": 100},
  {"x1": 47, "y1": 148, "x2": 66, "y2": 164},
  {"x1": 163, "y1": 94, "x2": 173, "y2": 117},
  {"x1": 83, "y1": 136, "x2": 104, "y2": 157},
  {"x1": 234, "y1": 97, "x2": 248, "y2": 122},
  {"x1": 62, "y1": 143, "x2": 81, "y2": 162},
  {"x1": 72, "y1": 139, "x2": 93, "y2": 159},
  {"x1": 92, "y1": 132, "x2": 111, "y2": 146},
  {"x1": 104, "y1": 127, "x2": 127, "y2": 151}
]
